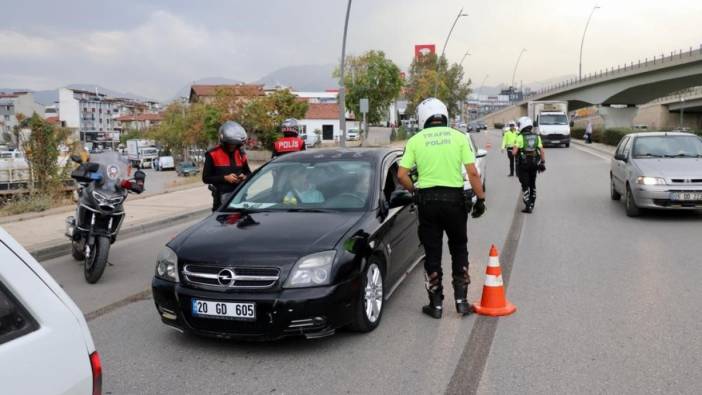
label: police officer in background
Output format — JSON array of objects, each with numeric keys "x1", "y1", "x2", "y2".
[
  {"x1": 272, "y1": 118, "x2": 306, "y2": 158},
  {"x1": 501, "y1": 121, "x2": 518, "y2": 176},
  {"x1": 512, "y1": 116, "x2": 546, "y2": 214},
  {"x1": 202, "y1": 121, "x2": 252, "y2": 211},
  {"x1": 397, "y1": 98, "x2": 486, "y2": 319}
]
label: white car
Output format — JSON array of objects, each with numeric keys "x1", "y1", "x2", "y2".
[
  {"x1": 463, "y1": 133, "x2": 488, "y2": 202},
  {"x1": 155, "y1": 156, "x2": 175, "y2": 171},
  {"x1": 300, "y1": 132, "x2": 320, "y2": 147},
  {"x1": 0, "y1": 227, "x2": 101, "y2": 395},
  {"x1": 347, "y1": 129, "x2": 360, "y2": 141}
]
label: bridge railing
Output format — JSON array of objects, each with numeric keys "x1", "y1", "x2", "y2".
[{"x1": 524, "y1": 43, "x2": 702, "y2": 100}]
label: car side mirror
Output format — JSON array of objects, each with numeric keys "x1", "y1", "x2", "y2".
[
  {"x1": 343, "y1": 231, "x2": 371, "y2": 255},
  {"x1": 614, "y1": 154, "x2": 628, "y2": 162},
  {"x1": 388, "y1": 189, "x2": 413, "y2": 209},
  {"x1": 476, "y1": 149, "x2": 488, "y2": 159}
]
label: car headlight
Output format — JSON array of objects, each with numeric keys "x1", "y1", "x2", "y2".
[
  {"x1": 155, "y1": 246, "x2": 179, "y2": 282},
  {"x1": 284, "y1": 251, "x2": 336, "y2": 288},
  {"x1": 636, "y1": 176, "x2": 666, "y2": 185}
]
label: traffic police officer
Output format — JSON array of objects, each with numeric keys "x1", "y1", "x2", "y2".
[
  {"x1": 512, "y1": 116, "x2": 546, "y2": 213},
  {"x1": 398, "y1": 98, "x2": 486, "y2": 319},
  {"x1": 272, "y1": 118, "x2": 306, "y2": 158},
  {"x1": 501, "y1": 121, "x2": 518, "y2": 176},
  {"x1": 202, "y1": 121, "x2": 252, "y2": 211}
]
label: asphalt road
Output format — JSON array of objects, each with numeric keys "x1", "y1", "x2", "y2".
[{"x1": 49, "y1": 131, "x2": 702, "y2": 394}]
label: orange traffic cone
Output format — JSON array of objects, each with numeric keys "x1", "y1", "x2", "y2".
[{"x1": 472, "y1": 244, "x2": 516, "y2": 316}]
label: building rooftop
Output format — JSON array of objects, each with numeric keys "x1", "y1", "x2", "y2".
[{"x1": 305, "y1": 103, "x2": 340, "y2": 120}]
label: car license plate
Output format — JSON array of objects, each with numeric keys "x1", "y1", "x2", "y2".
[
  {"x1": 672, "y1": 192, "x2": 702, "y2": 201},
  {"x1": 550, "y1": 140, "x2": 560, "y2": 144},
  {"x1": 191, "y1": 299, "x2": 256, "y2": 320}
]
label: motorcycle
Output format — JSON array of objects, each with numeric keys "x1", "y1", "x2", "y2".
[{"x1": 65, "y1": 152, "x2": 145, "y2": 283}]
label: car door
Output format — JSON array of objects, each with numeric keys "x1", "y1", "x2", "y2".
[
  {"x1": 612, "y1": 136, "x2": 631, "y2": 191},
  {"x1": 379, "y1": 155, "x2": 421, "y2": 284},
  {"x1": 0, "y1": 237, "x2": 93, "y2": 395}
]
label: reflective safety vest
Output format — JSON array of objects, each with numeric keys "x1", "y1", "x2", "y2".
[{"x1": 518, "y1": 132, "x2": 541, "y2": 164}]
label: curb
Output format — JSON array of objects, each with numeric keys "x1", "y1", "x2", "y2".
[
  {"x1": 29, "y1": 207, "x2": 211, "y2": 262},
  {"x1": 571, "y1": 139, "x2": 615, "y2": 156}
]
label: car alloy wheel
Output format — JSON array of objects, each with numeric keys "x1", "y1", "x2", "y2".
[
  {"x1": 625, "y1": 184, "x2": 640, "y2": 217},
  {"x1": 364, "y1": 263, "x2": 383, "y2": 324}
]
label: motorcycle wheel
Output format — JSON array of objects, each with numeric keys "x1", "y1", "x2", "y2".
[
  {"x1": 84, "y1": 236, "x2": 110, "y2": 284},
  {"x1": 71, "y1": 240, "x2": 85, "y2": 261}
]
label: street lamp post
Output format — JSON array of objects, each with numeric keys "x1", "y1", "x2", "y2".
[
  {"x1": 434, "y1": 8, "x2": 468, "y2": 96},
  {"x1": 511, "y1": 48, "x2": 527, "y2": 89},
  {"x1": 579, "y1": 5, "x2": 600, "y2": 81},
  {"x1": 338, "y1": 0, "x2": 352, "y2": 147},
  {"x1": 459, "y1": 50, "x2": 471, "y2": 67},
  {"x1": 477, "y1": 74, "x2": 489, "y2": 118}
]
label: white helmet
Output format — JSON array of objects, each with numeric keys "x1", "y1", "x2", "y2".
[
  {"x1": 416, "y1": 98, "x2": 449, "y2": 130},
  {"x1": 508, "y1": 120, "x2": 516, "y2": 127},
  {"x1": 517, "y1": 116, "x2": 533, "y2": 132}
]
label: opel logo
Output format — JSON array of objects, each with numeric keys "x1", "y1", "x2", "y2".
[{"x1": 217, "y1": 269, "x2": 235, "y2": 286}]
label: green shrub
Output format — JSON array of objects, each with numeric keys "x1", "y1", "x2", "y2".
[
  {"x1": 0, "y1": 194, "x2": 52, "y2": 216},
  {"x1": 571, "y1": 128, "x2": 585, "y2": 139},
  {"x1": 602, "y1": 128, "x2": 632, "y2": 146}
]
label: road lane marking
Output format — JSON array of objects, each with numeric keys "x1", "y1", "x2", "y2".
[
  {"x1": 572, "y1": 143, "x2": 612, "y2": 161},
  {"x1": 445, "y1": 194, "x2": 526, "y2": 395}
]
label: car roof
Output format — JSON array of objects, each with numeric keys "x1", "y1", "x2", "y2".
[
  {"x1": 628, "y1": 131, "x2": 699, "y2": 138},
  {"x1": 272, "y1": 148, "x2": 402, "y2": 162}
]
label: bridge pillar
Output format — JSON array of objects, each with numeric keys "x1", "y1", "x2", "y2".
[{"x1": 598, "y1": 106, "x2": 638, "y2": 129}]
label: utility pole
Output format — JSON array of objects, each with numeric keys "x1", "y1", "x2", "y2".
[
  {"x1": 338, "y1": 0, "x2": 352, "y2": 147},
  {"x1": 434, "y1": 8, "x2": 468, "y2": 97}
]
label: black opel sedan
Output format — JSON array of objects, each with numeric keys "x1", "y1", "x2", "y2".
[{"x1": 152, "y1": 148, "x2": 424, "y2": 340}]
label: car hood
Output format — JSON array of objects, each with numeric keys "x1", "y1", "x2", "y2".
[
  {"x1": 633, "y1": 158, "x2": 702, "y2": 179},
  {"x1": 171, "y1": 211, "x2": 361, "y2": 267}
]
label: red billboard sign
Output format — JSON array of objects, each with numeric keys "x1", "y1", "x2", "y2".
[{"x1": 414, "y1": 44, "x2": 436, "y2": 58}]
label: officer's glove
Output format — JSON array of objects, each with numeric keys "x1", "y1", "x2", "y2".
[
  {"x1": 537, "y1": 160, "x2": 546, "y2": 173},
  {"x1": 471, "y1": 198, "x2": 486, "y2": 218}
]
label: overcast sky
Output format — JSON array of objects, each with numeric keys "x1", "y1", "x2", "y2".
[{"x1": 2, "y1": 0, "x2": 701, "y2": 100}]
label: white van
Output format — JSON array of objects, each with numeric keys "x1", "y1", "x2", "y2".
[
  {"x1": 0, "y1": 227, "x2": 101, "y2": 395},
  {"x1": 155, "y1": 156, "x2": 175, "y2": 171}
]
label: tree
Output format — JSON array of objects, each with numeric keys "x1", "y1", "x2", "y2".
[
  {"x1": 241, "y1": 89, "x2": 308, "y2": 149},
  {"x1": 21, "y1": 114, "x2": 71, "y2": 194},
  {"x1": 405, "y1": 54, "x2": 471, "y2": 118},
  {"x1": 335, "y1": 50, "x2": 403, "y2": 124}
]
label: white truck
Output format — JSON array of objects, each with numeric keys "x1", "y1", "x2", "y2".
[
  {"x1": 528, "y1": 101, "x2": 571, "y2": 148},
  {"x1": 126, "y1": 139, "x2": 159, "y2": 168}
]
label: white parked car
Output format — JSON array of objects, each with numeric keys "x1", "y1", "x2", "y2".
[
  {"x1": 463, "y1": 133, "x2": 488, "y2": 203},
  {"x1": 299, "y1": 132, "x2": 320, "y2": 148},
  {"x1": 0, "y1": 227, "x2": 101, "y2": 395},
  {"x1": 347, "y1": 129, "x2": 360, "y2": 141},
  {"x1": 155, "y1": 156, "x2": 175, "y2": 171}
]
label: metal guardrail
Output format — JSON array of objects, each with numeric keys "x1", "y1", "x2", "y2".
[{"x1": 524, "y1": 44, "x2": 702, "y2": 99}]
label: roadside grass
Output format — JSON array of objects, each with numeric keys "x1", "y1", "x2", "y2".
[{"x1": 0, "y1": 193, "x2": 72, "y2": 217}]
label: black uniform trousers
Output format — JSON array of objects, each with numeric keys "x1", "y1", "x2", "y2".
[
  {"x1": 517, "y1": 160, "x2": 538, "y2": 207},
  {"x1": 416, "y1": 187, "x2": 469, "y2": 296},
  {"x1": 506, "y1": 149, "x2": 515, "y2": 175}
]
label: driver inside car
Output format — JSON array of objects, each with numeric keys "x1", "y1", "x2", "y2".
[{"x1": 283, "y1": 167, "x2": 324, "y2": 205}]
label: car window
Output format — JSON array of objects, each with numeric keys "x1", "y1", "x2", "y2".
[
  {"x1": 229, "y1": 160, "x2": 373, "y2": 211},
  {"x1": 615, "y1": 136, "x2": 630, "y2": 157},
  {"x1": 0, "y1": 280, "x2": 39, "y2": 345},
  {"x1": 382, "y1": 160, "x2": 403, "y2": 202},
  {"x1": 622, "y1": 137, "x2": 634, "y2": 158},
  {"x1": 632, "y1": 135, "x2": 702, "y2": 158}
]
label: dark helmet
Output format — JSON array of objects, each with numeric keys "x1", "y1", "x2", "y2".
[
  {"x1": 219, "y1": 121, "x2": 247, "y2": 146},
  {"x1": 281, "y1": 118, "x2": 300, "y2": 136}
]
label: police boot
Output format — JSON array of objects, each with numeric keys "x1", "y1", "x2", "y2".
[
  {"x1": 422, "y1": 272, "x2": 443, "y2": 319},
  {"x1": 453, "y1": 269, "x2": 473, "y2": 316}
]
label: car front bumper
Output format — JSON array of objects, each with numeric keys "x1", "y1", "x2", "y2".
[
  {"x1": 633, "y1": 184, "x2": 702, "y2": 209},
  {"x1": 540, "y1": 134, "x2": 570, "y2": 145},
  {"x1": 152, "y1": 276, "x2": 358, "y2": 340}
]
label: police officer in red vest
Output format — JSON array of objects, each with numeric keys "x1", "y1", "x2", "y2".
[
  {"x1": 202, "y1": 121, "x2": 252, "y2": 211},
  {"x1": 272, "y1": 118, "x2": 306, "y2": 158}
]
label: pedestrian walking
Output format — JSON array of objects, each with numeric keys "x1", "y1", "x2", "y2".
[
  {"x1": 513, "y1": 116, "x2": 546, "y2": 214},
  {"x1": 397, "y1": 98, "x2": 486, "y2": 319},
  {"x1": 585, "y1": 120, "x2": 593, "y2": 144}
]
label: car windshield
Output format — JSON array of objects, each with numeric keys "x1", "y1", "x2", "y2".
[
  {"x1": 632, "y1": 135, "x2": 702, "y2": 158},
  {"x1": 228, "y1": 159, "x2": 373, "y2": 211},
  {"x1": 539, "y1": 114, "x2": 568, "y2": 125},
  {"x1": 181, "y1": 161, "x2": 195, "y2": 167}
]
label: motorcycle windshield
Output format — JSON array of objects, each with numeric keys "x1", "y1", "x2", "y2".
[{"x1": 90, "y1": 152, "x2": 130, "y2": 194}]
